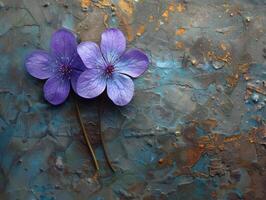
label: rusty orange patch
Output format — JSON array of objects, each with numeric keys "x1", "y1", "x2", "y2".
[
  {"x1": 247, "y1": 83, "x2": 266, "y2": 96},
  {"x1": 162, "y1": 10, "x2": 169, "y2": 19},
  {"x1": 103, "y1": 14, "x2": 109, "y2": 28},
  {"x1": 176, "y1": 41, "x2": 184, "y2": 49},
  {"x1": 136, "y1": 24, "x2": 145, "y2": 36},
  {"x1": 224, "y1": 134, "x2": 242, "y2": 143},
  {"x1": 177, "y1": 3, "x2": 186, "y2": 13},
  {"x1": 220, "y1": 43, "x2": 227, "y2": 51},
  {"x1": 118, "y1": 0, "x2": 134, "y2": 16},
  {"x1": 93, "y1": 0, "x2": 112, "y2": 8},
  {"x1": 185, "y1": 147, "x2": 205, "y2": 167},
  {"x1": 148, "y1": 15, "x2": 155, "y2": 22},
  {"x1": 176, "y1": 27, "x2": 186, "y2": 36},
  {"x1": 168, "y1": 4, "x2": 175, "y2": 12},
  {"x1": 119, "y1": 15, "x2": 134, "y2": 41},
  {"x1": 226, "y1": 74, "x2": 239, "y2": 88},
  {"x1": 81, "y1": 0, "x2": 91, "y2": 8},
  {"x1": 201, "y1": 119, "x2": 218, "y2": 130},
  {"x1": 207, "y1": 50, "x2": 231, "y2": 64}
]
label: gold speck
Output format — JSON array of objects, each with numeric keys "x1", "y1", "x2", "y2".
[
  {"x1": 158, "y1": 158, "x2": 164, "y2": 164},
  {"x1": 103, "y1": 14, "x2": 109, "y2": 28},
  {"x1": 191, "y1": 59, "x2": 197, "y2": 65},
  {"x1": 149, "y1": 15, "x2": 154, "y2": 22},
  {"x1": 81, "y1": 0, "x2": 91, "y2": 9},
  {"x1": 162, "y1": 10, "x2": 169, "y2": 19},
  {"x1": 136, "y1": 24, "x2": 145, "y2": 36},
  {"x1": 118, "y1": 0, "x2": 134, "y2": 16},
  {"x1": 176, "y1": 41, "x2": 184, "y2": 49},
  {"x1": 176, "y1": 3, "x2": 186, "y2": 13},
  {"x1": 198, "y1": 144, "x2": 205, "y2": 149},
  {"x1": 245, "y1": 16, "x2": 251, "y2": 22},
  {"x1": 220, "y1": 43, "x2": 227, "y2": 51},
  {"x1": 176, "y1": 27, "x2": 186, "y2": 36},
  {"x1": 168, "y1": 4, "x2": 175, "y2": 12}
]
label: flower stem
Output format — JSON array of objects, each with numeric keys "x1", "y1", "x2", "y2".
[
  {"x1": 75, "y1": 102, "x2": 100, "y2": 171},
  {"x1": 98, "y1": 97, "x2": 116, "y2": 172}
]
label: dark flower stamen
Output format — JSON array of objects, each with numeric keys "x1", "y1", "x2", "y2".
[
  {"x1": 105, "y1": 65, "x2": 115, "y2": 76},
  {"x1": 59, "y1": 64, "x2": 72, "y2": 77}
]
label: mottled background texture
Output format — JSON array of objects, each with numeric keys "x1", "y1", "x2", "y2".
[{"x1": 0, "y1": 0, "x2": 266, "y2": 199}]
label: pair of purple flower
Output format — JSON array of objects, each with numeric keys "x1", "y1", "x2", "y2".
[{"x1": 26, "y1": 28, "x2": 149, "y2": 106}]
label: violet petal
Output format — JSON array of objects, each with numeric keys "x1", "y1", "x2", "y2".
[
  {"x1": 71, "y1": 70, "x2": 83, "y2": 94},
  {"x1": 107, "y1": 73, "x2": 134, "y2": 106},
  {"x1": 100, "y1": 28, "x2": 126, "y2": 65},
  {"x1": 77, "y1": 42, "x2": 106, "y2": 69},
  {"x1": 43, "y1": 75, "x2": 70, "y2": 105},
  {"x1": 50, "y1": 28, "x2": 77, "y2": 64},
  {"x1": 77, "y1": 68, "x2": 106, "y2": 98},
  {"x1": 115, "y1": 49, "x2": 149, "y2": 78},
  {"x1": 25, "y1": 50, "x2": 55, "y2": 79},
  {"x1": 71, "y1": 53, "x2": 87, "y2": 72}
]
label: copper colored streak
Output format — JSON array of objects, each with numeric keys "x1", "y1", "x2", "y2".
[
  {"x1": 81, "y1": 0, "x2": 91, "y2": 8},
  {"x1": 207, "y1": 51, "x2": 232, "y2": 64},
  {"x1": 115, "y1": 0, "x2": 135, "y2": 41},
  {"x1": 239, "y1": 63, "x2": 251, "y2": 77},
  {"x1": 162, "y1": 10, "x2": 169, "y2": 19},
  {"x1": 176, "y1": 3, "x2": 186, "y2": 12},
  {"x1": 248, "y1": 131, "x2": 257, "y2": 144},
  {"x1": 136, "y1": 25, "x2": 145, "y2": 36},
  {"x1": 220, "y1": 42, "x2": 227, "y2": 51},
  {"x1": 94, "y1": 0, "x2": 112, "y2": 8},
  {"x1": 198, "y1": 132, "x2": 260, "y2": 152},
  {"x1": 223, "y1": 134, "x2": 242, "y2": 143},
  {"x1": 176, "y1": 41, "x2": 184, "y2": 49},
  {"x1": 185, "y1": 147, "x2": 205, "y2": 167},
  {"x1": 247, "y1": 83, "x2": 266, "y2": 96},
  {"x1": 201, "y1": 119, "x2": 218, "y2": 130},
  {"x1": 103, "y1": 14, "x2": 109, "y2": 28},
  {"x1": 157, "y1": 153, "x2": 175, "y2": 167},
  {"x1": 118, "y1": 0, "x2": 134, "y2": 16},
  {"x1": 158, "y1": 158, "x2": 164, "y2": 164},
  {"x1": 168, "y1": 4, "x2": 175, "y2": 12},
  {"x1": 176, "y1": 27, "x2": 186, "y2": 36},
  {"x1": 226, "y1": 74, "x2": 239, "y2": 87},
  {"x1": 118, "y1": 12, "x2": 134, "y2": 41},
  {"x1": 148, "y1": 15, "x2": 154, "y2": 22}
]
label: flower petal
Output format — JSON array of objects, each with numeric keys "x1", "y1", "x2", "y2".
[
  {"x1": 107, "y1": 73, "x2": 134, "y2": 106},
  {"x1": 77, "y1": 68, "x2": 106, "y2": 98},
  {"x1": 50, "y1": 28, "x2": 77, "y2": 63},
  {"x1": 25, "y1": 50, "x2": 55, "y2": 79},
  {"x1": 43, "y1": 75, "x2": 70, "y2": 105},
  {"x1": 71, "y1": 69, "x2": 83, "y2": 93},
  {"x1": 77, "y1": 42, "x2": 106, "y2": 69},
  {"x1": 115, "y1": 49, "x2": 149, "y2": 78},
  {"x1": 100, "y1": 28, "x2": 126, "y2": 64}
]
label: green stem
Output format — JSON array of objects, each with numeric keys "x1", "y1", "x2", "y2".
[{"x1": 75, "y1": 102, "x2": 100, "y2": 171}]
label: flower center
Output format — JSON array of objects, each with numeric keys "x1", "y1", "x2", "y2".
[
  {"x1": 59, "y1": 65, "x2": 72, "y2": 78},
  {"x1": 105, "y1": 65, "x2": 115, "y2": 76}
]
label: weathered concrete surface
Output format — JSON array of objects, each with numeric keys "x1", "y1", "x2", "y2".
[{"x1": 0, "y1": 0, "x2": 266, "y2": 199}]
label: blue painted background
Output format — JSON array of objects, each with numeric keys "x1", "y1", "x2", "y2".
[{"x1": 0, "y1": 0, "x2": 266, "y2": 199}]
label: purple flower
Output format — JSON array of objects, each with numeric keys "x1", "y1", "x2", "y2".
[
  {"x1": 25, "y1": 28, "x2": 86, "y2": 105},
  {"x1": 76, "y1": 28, "x2": 149, "y2": 106}
]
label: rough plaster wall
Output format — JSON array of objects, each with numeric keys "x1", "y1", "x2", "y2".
[{"x1": 0, "y1": 0, "x2": 266, "y2": 199}]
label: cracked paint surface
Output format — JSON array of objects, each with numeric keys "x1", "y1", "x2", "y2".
[{"x1": 0, "y1": 0, "x2": 266, "y2": 199}]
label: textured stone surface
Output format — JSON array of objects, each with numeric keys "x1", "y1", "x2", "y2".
[{"x1": 0, "y1": 0, "x2": 266, "y2": 199}]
